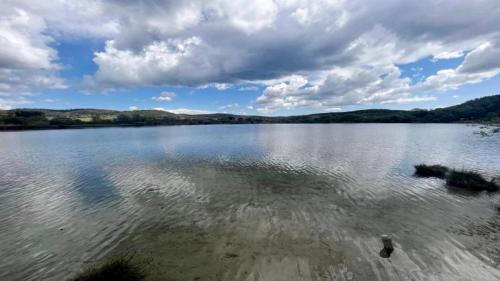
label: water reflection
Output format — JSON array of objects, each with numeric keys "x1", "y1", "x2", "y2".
[{"x1": 0, "y1": 124, "x2": 499, "y2": 280}]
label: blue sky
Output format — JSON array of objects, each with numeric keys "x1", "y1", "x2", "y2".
[{"x1": 1, "y1": 1, "x2": 500, "y2": 115}]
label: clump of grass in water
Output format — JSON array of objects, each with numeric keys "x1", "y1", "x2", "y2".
[
  {"x1": 474, "y1": 123, "x2": 500, "y2": 137},
  {"x1": 414, "y1": 164, "x2": 500, "y2": 192},
  {"x1": 71, "y1": 258, "x2": 144, "y2": 281},
  {"x1": 414, "y1": 164, "x2": 449, "y2": 179},
  {"x1": 446, "y1": 170, "x2": 499, "y2": 192}
]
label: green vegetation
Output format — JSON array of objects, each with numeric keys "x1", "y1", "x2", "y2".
[
  {"x1": 286, "y1": 95, "x2": 500, "y2": 123},
  {"x1": 71, "y1": 258, "x2": 144, "y2": 281},
  {"x1": 474, "y1": 122, "x2": 500, "y2": 136},
  {"x1": 414, "y1": 164, "x2": 449, "y2": 179},
  {"x1": 1, "y1": 95, "x2": 500, "y2": 130},
  {"x1": 414, "y1": 164, "x2": 500, "y2": 192}
]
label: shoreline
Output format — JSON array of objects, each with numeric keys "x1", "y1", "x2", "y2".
[
  {"x1": 1, "y1": 95, "x2": 499, "y2": 132},
  {"x1": 0, "y1": 121, "x2": 487, "y2": 132}
]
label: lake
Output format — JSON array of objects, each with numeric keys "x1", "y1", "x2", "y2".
[{"x1": 1, "y1": 124, "x2": 500, "y2": 281}]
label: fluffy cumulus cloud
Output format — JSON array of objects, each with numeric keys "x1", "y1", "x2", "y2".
[
  {"x1": 415, "y1": 42, "x2": 500, "y2": 93},
  {"x1": 92, "y1": 38, "x2": 205, "y2": 87},
  {"x1": 2, "y1": 0, "x2": 500, "y2": 111},
  {"x1": 0, "y1": 3, "x2": 68, "y2": 108},
  {"x1": 0, "y1": 10, "x2": 54, "y2": 70}
]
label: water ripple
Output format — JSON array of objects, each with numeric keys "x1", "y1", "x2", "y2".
[{"x1": 0, "y1": 124, "x2": 499, "y2": 280}]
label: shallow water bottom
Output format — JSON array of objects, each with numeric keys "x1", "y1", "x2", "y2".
[{"x1": 1, "y1": 124, "x2": 500, "y2": 280}]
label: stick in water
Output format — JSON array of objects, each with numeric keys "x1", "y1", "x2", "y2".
[{"x1": 380, "y1": 235, "x2": 394, "y2": 258}]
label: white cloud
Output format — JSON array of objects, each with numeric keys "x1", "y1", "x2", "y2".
[
  {"x1": 325, "y1": 107, "x2": 342, "y2": 112},
  {"x1": 84, "y1": 1, "x2": 500, "y2": 111},
  {"x1": 0, "y1": 96, "x2": 31, "y2": 109},
  {"x1": 2, "y1": 0, "x2": 500, "y2": 111},
  {"x1": 1, "y1": 0, "x2": 119, "y2": 39},
  {"x1": 256, "y1": 65, "x2": 416, "y2": 112},
  {"x1": 380, "y1": 96, "x2": 436, "y2": 104},
  {"x1": 459, "y1": 42, "x2": 500, "y2": 74},
  {"x1": 153, "y1": 107, "x2": 212, "y2": 115},
  {"x1": 42, "y1": 98, "x2": 59, "y2": 103},
  {"x1": 213, "y1": 0, "x2": 278, "y2": 33},
  {"x1": 238, "y1": 86, "x2": 259, "y2": 91},
  {"x1": 415, "y1": 42, "x2": 500, "y2": 92},
  {"x1": 129, "y1": 106, "x2": 139, "y2": 111},
  {"x1": 0, "y1": 7, "x2": 67, "y2": 101},
  {"x1": 256, "y1": 39, "x2": 500, "y2": 112},
  {"x1": 0, "y1": 9, "x2": 56, "y2": 70},
  {"x1": 152, "y1": 91, "x2": 176, "y2": 102},
  {"x1": 92, "y1": 38, "x2": 203, "y2": 87},
  {"x1": 218, "y1": 103, "x2": 240, "y2": 110},
  {"x1": 213, "y1": 83, "x2": 230, "y2": 90},
  {"x1": 432, "y1": 50, "x2": 465, "y2": 61}
]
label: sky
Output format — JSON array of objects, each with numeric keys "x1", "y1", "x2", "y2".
[{"x1": 1, "y1": 0, "x2": 500, "y2": 116}]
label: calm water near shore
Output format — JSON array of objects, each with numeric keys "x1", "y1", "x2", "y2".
[{"x1": 1, "y1": 124, "x2": 500, "y2": 281}]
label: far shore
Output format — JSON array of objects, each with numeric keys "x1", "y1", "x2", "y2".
[
  {"x1": 1, "y1": 95, "x2": 498, "y2": 131},
  {"x1": 0, "y1": 121, "x2": 492, "y2": 132}
]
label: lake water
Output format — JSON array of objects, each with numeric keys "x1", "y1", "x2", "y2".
[{"x1": 1, "y1": 124, "x2": 500, "y2": 281}]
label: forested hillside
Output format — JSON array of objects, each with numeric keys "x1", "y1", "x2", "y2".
[{"x1": 1, "y1": 95, "x2": 499, "y2": 130}]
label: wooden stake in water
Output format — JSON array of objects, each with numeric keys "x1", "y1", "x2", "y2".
[{"x1": 379, "y1": 235, "x2": 394, "y2": 258}]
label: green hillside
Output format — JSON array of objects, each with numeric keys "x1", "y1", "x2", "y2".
[{"x1": 1, "y1": 95, "x2": 499, "y2": 130}]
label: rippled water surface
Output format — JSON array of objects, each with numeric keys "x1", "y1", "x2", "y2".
[{"x1": 1, "y1": 124, "x2": 500, "y2": 281}]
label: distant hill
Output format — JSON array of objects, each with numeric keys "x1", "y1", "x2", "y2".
[
  {"x1": 286, "y1": 95, "x2": 500, "y2": 123},
  {"x1": 1, "y1": 95, "x2": 499, "y2": 130}
]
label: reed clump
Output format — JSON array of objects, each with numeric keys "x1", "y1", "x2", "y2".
[
  {"x1": 446, "y1": 169, "x2": 499, "y2": 192},
  {"x1": 414, "y1": 164, "x2": 449, "y2": 179},
  {"x1": 72, "y1": 258, "x2": 144, "y2": 281},
  {"x1": 414, "y1": 164, "x2": 499, "y2": 192}
]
